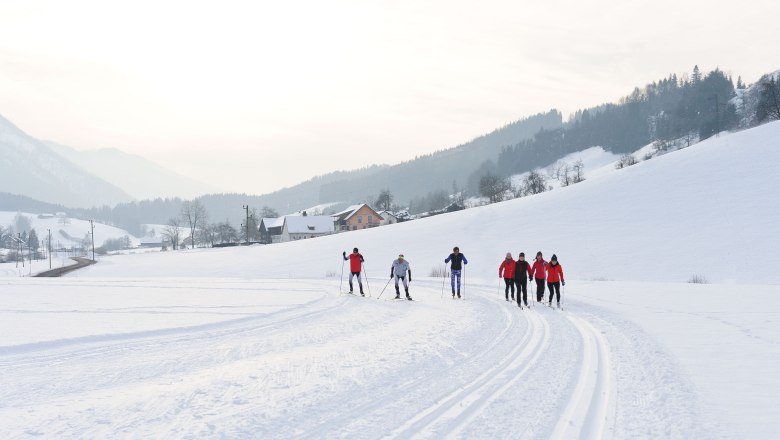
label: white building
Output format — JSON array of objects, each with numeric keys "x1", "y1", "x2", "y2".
[
  {"x1": 377, "y1": 210, "x2": 398, "y2": 226},
  {"x1": 279, "y1": 216, "x2": 334, "y2": 242}
]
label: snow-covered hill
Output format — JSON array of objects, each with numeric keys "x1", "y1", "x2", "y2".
[
  {"x1": 0, "y1": 211, "x2": 139, "y2": 248},
  {"x1": 0, "y1": 114, "x2": 134, "y2": 208},
  {"x1": 78, "y1": 121, "x2": 780, "y2": 284},
  {"x1": 46, "y1": 142, "x2": 220, "y2": 200}
]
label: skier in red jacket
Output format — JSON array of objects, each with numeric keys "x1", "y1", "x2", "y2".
[
  {"x1": 547, "y1": 254, "x2": 565, "y2": 308},
  {"x1": 343, "y1": 248, "x2": 365, "y2": 295},
  {"x1": 529, "y1": 251, "x2": 548, "y2": 303},
  {"x1": 499, "y1": 252, "x2": 516, "y2": 301}
]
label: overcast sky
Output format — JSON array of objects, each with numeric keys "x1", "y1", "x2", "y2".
[{"x1": 1, "y1": 0, "x2": 778, "y2": 195}]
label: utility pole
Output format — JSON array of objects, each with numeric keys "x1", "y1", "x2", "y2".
[
  {"x1": 48, "y1": 229, "x2": 52, "y2": 269},
  {"x1": 89, "y1": 220, "x2": 95, "y2": 261},
  {"x1": 242, "y1": 205, "x2": 250, "y2": 244},
  {"x1": 28, "y1": 237, "x2": 32, "y2": 276}
]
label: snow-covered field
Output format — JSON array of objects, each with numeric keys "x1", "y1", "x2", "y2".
[
  {"x1": 1, "y1": 122, "x2": 779, "y2": 438},
  {"x1": 0, "y1": 212, "x2": 139, "y2": 248},
  {"x1": 0, "y1": 251, "x2": 77, "y2": 277}
]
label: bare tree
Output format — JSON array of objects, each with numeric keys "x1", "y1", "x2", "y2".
[
  {"x1": 615, "y1": 154, "x2": 638, "y2": 169},
  {"x1": 375, "y1": 189, "x2": 394, "y2": 211},
  {"x1": 756, "y1": 77, "x2": 780, "y2": 122},
  {"x1": 479, "y1": 173, "x2": 511, "y2": 203},
  {"x1": 259, "y1": 206, "x2": 279, "y2": 218},
  {"x1": 164, "y1": 217, "x2": 182, "y2": 250},
  {"x1": 571, "y1": 159, "x2": 585, "y2": 183},
  {"x1": 548, "y1": 162, "x2": 571, "y2": 187},
  {"x1": 216, "y1": 220, "x2": 239, "y2": 244},
  {"x1": 180, "y1": 200, "x2": 208, "y2": 249},
  {"x1": 522, "y1": 170, "x2": 548, "y2": 196}
]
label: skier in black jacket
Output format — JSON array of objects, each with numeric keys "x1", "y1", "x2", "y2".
[
  {"x1": 444, "y1": 246, "x2": 468, "y2": 298},
  {"x1": 513, "y1": 252, "x2": 532, "y2": 308}
]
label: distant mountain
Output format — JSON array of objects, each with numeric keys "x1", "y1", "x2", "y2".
[
  {"x1": 0, "y1": 114, "x2": 134, "y2": 209},
  {"x1": 220, "y1": 110, "x2": 562, "y2": 214},
  {"x1": 45, "y1": 142, "x2": 220, "y2": 200}
]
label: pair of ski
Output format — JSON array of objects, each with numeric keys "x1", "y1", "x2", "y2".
[
  {"x1": 388, "y1": 296, "x2": 414, "y2": 301},
  {"x1": 342, "y1": 291, "x2": 366, "y2": 297}
]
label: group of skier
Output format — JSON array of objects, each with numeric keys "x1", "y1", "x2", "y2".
[
  {"x1": 341, "y1": 247, "x2": 564, "y2": 307},
  {"x1": 499, "y1": 251, "x2": 565, "y2": 309}
]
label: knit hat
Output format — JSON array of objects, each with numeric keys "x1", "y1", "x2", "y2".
[
  {"x1": 536, "y1": 251, "x2": 543, "y2": 257},
  {"x1": 519, "y1": 252, "x2": 525, "y2": 257},
  {"x1": 353, "y1": 247, "x2": 358, "y2": 252},
  {"x1": 551, "y1": 254, "x2": 558, "y2": 261},
  {"x1": 506, "y1": 252, "x2": 512, "y2": 258}
]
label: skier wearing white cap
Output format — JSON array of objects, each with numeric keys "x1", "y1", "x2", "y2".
[{"x1": 390, "y1": 254, "x2": 412, "y2": 300}]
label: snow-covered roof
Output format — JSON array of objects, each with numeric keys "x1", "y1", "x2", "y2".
[
  {"x1": 140, "y1": 236, "x2": 163, "y2": 245},
  {"x1": 331, "y1": 204, "x2": 383, "y2": 221},
  {"x1": 261, "y1": 218, "x2": 284, "y2": 229},
  {"x1": 331, "y1": 204, "x2": 363, "y2": 219},
  {"x1": 377, "y1": 210, "x2": 397, "y2": 219},
  {"x1": 283, "y1": 216, "x2": 334, "y2": 234}
]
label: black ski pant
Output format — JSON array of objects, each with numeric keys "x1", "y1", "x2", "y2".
[
  {"x1": 515, "y1": 278, "x2": 528, "y2": 306},
  {"x1": 394, "y1": 276, "x2": 409, "y2": 295},
  {"x1": 547, "y1": 281, "x2": 561, "y2": 303},
  {"x1": 504, "y1": 278, "x2": 515, "y2": 299},
  {"x1": 535, "y1": 278, "x2": 546, "y2": 301},
  {"x1": 349, "y1": 271, "x2": 363, "y2": 292}
]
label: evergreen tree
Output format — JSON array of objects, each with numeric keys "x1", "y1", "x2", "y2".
[
  {"x1": 28, "y1": 229, "x2": 39, "y2": 251},
  {"x1": 692, "y1": 65, "x2": 702, "y2": 83}
]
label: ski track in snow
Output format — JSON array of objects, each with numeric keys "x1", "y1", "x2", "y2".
[{"x1": 0, "y1": 278, "x2": 711, "y2": 439}]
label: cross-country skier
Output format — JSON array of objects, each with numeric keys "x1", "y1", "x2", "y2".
[
  {"x1": 547, "y1": 254, "x2": 565, "y2": 308},
  {"x1": 343, "y1": 248, "x2": 365, "y2": 296},
  {"x1": 530, "y1": 251, "x2": 548, "y2": 303},
  {"x1": 390, "y1": 254, "x2": 413, "y2": 300},
  {"x1": 499, "y1": 252, "x2": 516, "y2": 301},
  {"x1": 444, "y1": 246, "x2": 468, "y2": 298},
  {"x1": 514, "y1": 252, "x2": 532, "y2": 308}
]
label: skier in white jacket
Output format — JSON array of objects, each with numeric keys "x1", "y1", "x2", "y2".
[{"x1": 390, "y1": 254, "x2": 413, "y2": 300}]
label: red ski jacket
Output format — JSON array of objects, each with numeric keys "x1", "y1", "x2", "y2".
[
  {"x1": 499, "y1": 259, "x2": 516, "y2": 279},
  {"x1": 547, "y1": 263, "x2": 564, "y2": 283},
  {"x1": 347, "y1": 253, "x2": 364, "y2": 272},
  {"x1": 530, "y1": 259, "x2": 548, "y2": 280}
]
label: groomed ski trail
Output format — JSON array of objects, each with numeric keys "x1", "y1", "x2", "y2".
[
  {"x1": 548, "y1": 314, "x2": 617, "y2": 439},
  {"x1": 0, "y1": 278, "x2": 710, "y2": 439}
]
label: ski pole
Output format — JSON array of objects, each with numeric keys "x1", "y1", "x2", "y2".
[
  {"x1": 441, "y1": 267, "x2": 446, "y2": 299},
  {"x1": 362, "y1": 262, "x2": 372, "y2": 297},
  {"x1": 339, "y1": 253, "x2": 345, "y2": 295},
  {"x1": 462, "y1": 265, "x2": 466, "y2": 299},
  {"x1": 561, "y1": 280, "x2": 565, "y2": 310},
  {"x1": 378, "y1": 277, "x2": 393, "y2": 299}
]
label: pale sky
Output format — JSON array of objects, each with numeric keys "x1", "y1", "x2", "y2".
[{"x1": 1, "y1": 0, "x2": 778, "y2": 195}]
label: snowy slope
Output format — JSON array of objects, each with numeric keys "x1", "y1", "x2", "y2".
[
  {"x1": 77, "y1": 121, "x2": 780, "y2": 284},
  {"x1": 509, "y1": 145, "x2": 621, "y2": 190},
  {"x1": 45, "y1": 141, "x2": 220, "y2": 200},
  {"x1": 0, "y1": 114, "x2": 134, "y2": 208},
  {"x1": 1, "y1": 123, "x2": 779, "y2": 439}
]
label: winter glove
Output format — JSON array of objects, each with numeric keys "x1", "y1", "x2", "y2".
[
  {"x1": 342, "y1": 251, "x2": 346, "y2": 257},
  {"x1": 529, "y1": 276, "x2": 533, "y2": 282},
  {"x1": 562, "y1": 281, "x2": 566, "y2": 286}
]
